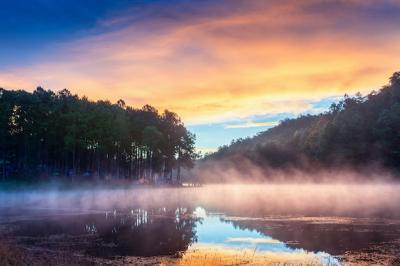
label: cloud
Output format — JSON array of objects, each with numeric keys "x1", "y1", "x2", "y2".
[
  {"x1": 226, "y1": 237, "x2": 281, "y2": 245},
  {"x1": 196, "y1": 147, "x2": 218, "y2": 155},
  {"x1": 225, "y1": 121, "x2": 279, "y2": 129},
  {"x1": 1, "y1": 0, "x2": 400, "y2": 124}
]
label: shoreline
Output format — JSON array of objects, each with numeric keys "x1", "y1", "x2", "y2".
[{"x1": 1, "y1": 239, "x2": 399, "y2": 266}]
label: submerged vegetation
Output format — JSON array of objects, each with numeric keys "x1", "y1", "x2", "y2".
[
  {"x1": 0, "y1": 88, "x2": 196, "y2": 182},
  {"x1": 204, "y1": 72, "x2": 400, "y2": 177}
]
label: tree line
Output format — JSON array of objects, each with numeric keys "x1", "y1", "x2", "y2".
[
  {"x1": 0, "y1": 87, "x2": 196, "y2": 182},
  {"x1": 204, "y1": 72, "x2": 400, "y2": 176}
]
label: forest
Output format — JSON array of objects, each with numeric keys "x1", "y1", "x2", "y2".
[
  {"x1": 204, "y1": 72, "x2": 400, "y2": 175},
  {"x1": 0, "y1": 88, "x2": 196, "y2": 182}
]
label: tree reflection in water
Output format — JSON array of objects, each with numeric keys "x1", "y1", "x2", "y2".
[
  {"x1": 224, "y1": 217, "x2": 400, "y2": 256},
  {"x1": 6, "y1": 206, "x2": 199, "y2": 258},
  {"x1": 86, "y1": 207, "x2": 199, "y2": 257},
  {"x1": 4, "y1": 205, "x2": 398, "y2": 265}
]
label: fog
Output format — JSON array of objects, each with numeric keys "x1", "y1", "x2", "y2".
[
  {"x1": 190, "y1": 157, "x2": 396, "y2": 183},
  {"x1": 1, "y1": 182, "x2": 400, "y2": 219}
]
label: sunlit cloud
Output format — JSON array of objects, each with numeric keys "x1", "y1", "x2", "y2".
[{"x1": 1, "y1": 0, "x2": 400, "y2": 125}]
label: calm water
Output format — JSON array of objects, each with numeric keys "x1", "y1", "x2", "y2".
[{"x1": 0, "y1": 184, "x2": 400, "y2": 265}]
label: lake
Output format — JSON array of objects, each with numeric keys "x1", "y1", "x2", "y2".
[{"x1": 0, "y1": 184, "x2": 399, "y2": 265}]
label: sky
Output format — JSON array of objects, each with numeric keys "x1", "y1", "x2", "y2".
[{"x1": 1, "y1": 0, "x2": 400, "y2": 153}]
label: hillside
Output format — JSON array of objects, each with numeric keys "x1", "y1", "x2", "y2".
[{"x1": 203, "y1": 72, "x2": 400, "y2": 176}]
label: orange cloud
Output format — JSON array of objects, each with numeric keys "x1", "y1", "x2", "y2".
[{"x1": 1, "y1": 1, "x2": 399, "y2": 124}]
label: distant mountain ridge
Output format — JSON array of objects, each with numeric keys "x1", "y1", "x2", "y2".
[{"x1": 203, "y1": 72, "x2": 400, "y2": 176}]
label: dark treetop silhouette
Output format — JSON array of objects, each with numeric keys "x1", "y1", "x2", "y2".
[
  {"x1": 203, "y1": 72, "x2": 400, "y2": 177},
  {"x1": 0, "y1": 88, "x2": 196, "y2": 182}
]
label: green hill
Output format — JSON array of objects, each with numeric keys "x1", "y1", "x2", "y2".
[{"x1": 203, "y1": 72, "x2": 400, "y2": 177}]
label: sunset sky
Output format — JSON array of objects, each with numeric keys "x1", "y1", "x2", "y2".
[{"x1": 1, "y1": 0, "x2": 399, "y2": 153}]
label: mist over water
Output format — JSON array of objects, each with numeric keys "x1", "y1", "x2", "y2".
[
  {"x1": 1, "y1": 181, "x2": 400, "y2": 265},
  {"x1": 1, "y1": 183, "x2": 400, "y2": 218}
]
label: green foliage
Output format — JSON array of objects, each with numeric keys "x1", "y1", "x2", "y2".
[
  {"x1": 0, "y1": 87, "x2": 196, "y2": 182},
  {"x1": 142, "y1": 126, "x2": 163, "y2": 151},
  {"x1": 205, "y1": 71, "x2": 400, "y2": 173},
  {"x1": 375, "y1": 103, "x2": 400, "y2": 166}
]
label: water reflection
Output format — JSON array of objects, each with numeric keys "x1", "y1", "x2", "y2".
[
  {"x1": 185, "y1": 208, "x2": 340, "y2": 265},
  {"x1": 91, "y1": 207, "x2": 198, "y2": 257},
  {"x1": 1, "y1": 185, "x2": 399, "y2": 264},
  {"x1": 225, "y1": 216, "x2": 400, "y2": 256},
  {"x1": 1, "y1": 206, "x2": 344, "y2": 265}
]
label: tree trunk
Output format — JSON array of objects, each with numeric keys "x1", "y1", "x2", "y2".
[
  {"x1": 177, "y1": 147, "x2": 181, "y2": 184},
  {"x1": 116, "y1": 143, "x2": 120, "y2": 179},
  {"x1": 177, "y1": 162, "x2": 181, "y2": 184},
  {"x1": 72, "y1": 144, "x2": 75, "y2": 172},
  {"x1": 149, "y1": 150, "x2": 153, "y2": 182},
  {"x1": 1, "y1": 148, "x2": 5, "y2": 181}
]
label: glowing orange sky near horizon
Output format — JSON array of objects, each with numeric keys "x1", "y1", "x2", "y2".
[{"x1": 1, "y1": 1, "x2": 399, "y2": 125}]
